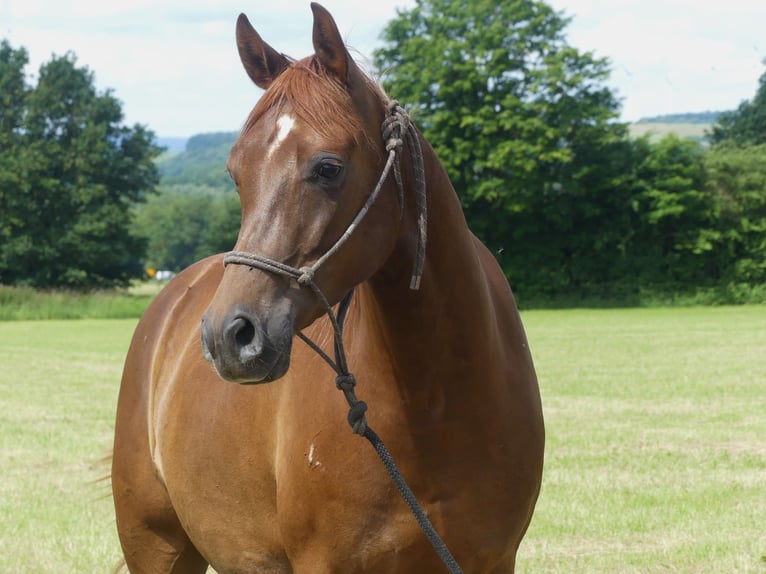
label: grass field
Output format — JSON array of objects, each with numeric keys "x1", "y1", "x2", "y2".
[
  {"x1": 628, "y1": 122, "x2": 710, "y2": 143},
  {"x1": 0, "y1": 283, "x2": 161, "y2": 321},
  {"x1": 0, "y1": 306, "x2": 764, "y2": 572}
]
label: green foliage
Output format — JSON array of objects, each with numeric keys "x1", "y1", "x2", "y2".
[
  {"x1": 705, "y1": 143, "x2": 766, "y2": 284},
  {"x1": 0, "y1": 41, "x2": 161, "y2": 289},
  {"x1": 131, "y1": 185, "x2": 240, "y2": 271},
  {"x1": 709, "y1": 67, "x2": 766, "y2": 145},
  {"x1": 374, "y1": 0, "x2": 766, "y2": 302},
  {"x1": 375, "y1": 0, "x2": 631, "y2": 296},
  {"x1": 376, "y1": 0, "x2": 623, "y2": 207},
  {"x1": 628, "y1": 135, "x2": 719, "y2": 287},
  {"x1": 136, "y1": 132, "x2": 241, "y2": 272}
]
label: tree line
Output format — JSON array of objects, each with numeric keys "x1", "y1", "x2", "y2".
[
  {"x1": 374, "y1": 0, "x2": 766, "y2": 304},
  {"x1": 2, "y1": 0, "x2": 765, "y2": 305}
]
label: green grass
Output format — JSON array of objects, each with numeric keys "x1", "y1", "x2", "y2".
[
  {"x1": 0, "y1": 307, "x2": 764, "y2": 572},
  {"x1": 517, "y1": 306, "x2": 766, "y2": 573},
  {"x1": 0, "y1": 283, "x2": 162, "y2": 320},
  {"x1": 0, "y1": 319, "x2": 134, "y2": 572}
]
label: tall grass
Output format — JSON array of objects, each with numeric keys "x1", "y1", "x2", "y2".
[
  {"x1": 0, "y1": 284, "x2": 160, "y2": 321},
  {"x1": 0, "y1": 306, "x2": 763, "y2": 572}
]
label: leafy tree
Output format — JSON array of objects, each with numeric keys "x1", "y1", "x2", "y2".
[
  {"x1": 197, "y1": 192, "x2": 241, "y2": 257},
  {"x1": 628, "y1": 135, "x2": 719, "y2": 287},
  {"x1": 709, "y1": 66, "x2": 766, "y2": 146},
  {"x1": 131, "y1": 187, "x2": 240, "y2": 271},
  {"x1": 374, "y1": 0, "x2": 630, "y2": 296},
  {"x1": 0, "y1": 43, "x2": 161, "y2": 289},
  {"x1": 705, "y1": 143, "x2": 766, "y2": 284},
  {"x1": 0, "y1": 41, "x2": 29, "y2": 256}
]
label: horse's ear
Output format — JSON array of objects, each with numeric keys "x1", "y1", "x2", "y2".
[
  {"x1": 310, "y1": 2, "x2": 357, "y2": 84},
  {"x1": 236, "y1": 13, "x2": 290, "y2": 90}
]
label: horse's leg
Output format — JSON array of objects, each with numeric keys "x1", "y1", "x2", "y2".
[
  {"x1": 112, "y1": 480, "x2": 208, "y2": 574},
  {"x1": 112, "y1": 386, "x2": 208, "y2": 573}
]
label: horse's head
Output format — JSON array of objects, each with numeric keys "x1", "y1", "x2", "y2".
[{"x1": 201, "y1": 3, "x2": 405, "y2": 384}]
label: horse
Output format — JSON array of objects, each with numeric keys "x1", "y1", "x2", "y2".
[{"x1": 111, "y1": 4, "x2": 544, "y2": 573}]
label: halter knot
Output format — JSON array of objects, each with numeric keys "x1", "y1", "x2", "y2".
[
  {"x1": 382, "y1": 100, "x2": 409, "y2": 153},
  {"x1": 297, "y1": 266, "x2": 315, "y2": 286},
  {"x1": 385, "y1": 138, "x2": 404, "y2": 152},
  {"x1": 346, "y1": 400, "x2": 368, "y2": 435},
  {"x1": 336, "y1": 373, "x2": 357, "y2": 391}
]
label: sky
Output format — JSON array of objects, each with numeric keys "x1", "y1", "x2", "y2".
[{"x1": 2, "y1": 0, "x2": 765, "y2": 138}]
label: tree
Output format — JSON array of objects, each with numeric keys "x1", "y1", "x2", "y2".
[
  {"x1": 628, "y1": 135, "x2": 719, "y2": 287},
  {"x1": 0, "y1": 41, "x2": 29, "y2": 257},
  {"x1": 709, "y1": 65, "x2": 766, "y2": 146},
  {"x1": 374, "y1": 0, "x2": 631, "y2": 296},
  {"x1": 705, "y1": 143, "x2": 766, "y2": 284},
  {"x1": 131, "y1": 187, "x2": 240, "y2": 271},
  {"x1": 0, "y1": 43, "x2": 161, "y2": 289}
]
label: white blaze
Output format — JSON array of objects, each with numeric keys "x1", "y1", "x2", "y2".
[{"x1": 267, "y1": 114, "x2": 295, "y2": 159}]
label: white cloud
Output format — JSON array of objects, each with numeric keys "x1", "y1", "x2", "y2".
[
  {"x1": 2, "y1": 0, "x2": 763, "y2": 135},
  {"x1": 549, "y1": 0, "x2": 766, "y2": 119},
  {"x1": 2, "y1": 0, "x2": 417, "y2": 135}
]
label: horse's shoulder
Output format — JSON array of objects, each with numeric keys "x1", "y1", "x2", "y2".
[
  {"x1": 469, "y1": 234, "x2": 514, "y2": 302},
  {"x1": 149, "y1": 255, "x2": 223, "y2": 312},
  {"x1": 131, "y1": 255, "x2": 225, "y2": 347}
]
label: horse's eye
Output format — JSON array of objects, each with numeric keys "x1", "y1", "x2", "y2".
[{"x1": 315, "y1": 160, "x2": 343, "y2": 181}]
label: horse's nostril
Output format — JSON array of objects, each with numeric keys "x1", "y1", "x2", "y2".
[{"x1": 233, "y1": 317, "x2": 256, "y2": 348}]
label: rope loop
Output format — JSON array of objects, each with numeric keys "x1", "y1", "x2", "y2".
[{"x1": 347, "y1": 400, "x2": 368, "y2": 435}]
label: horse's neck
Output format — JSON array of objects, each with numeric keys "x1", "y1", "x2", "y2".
[{"x1": 356, "y1": 138, "x2": 499, "y2": 401}]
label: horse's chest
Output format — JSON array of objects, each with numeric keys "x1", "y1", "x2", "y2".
[{"x1": 155, "y1": 364, "x2": 520, "y2": 572}]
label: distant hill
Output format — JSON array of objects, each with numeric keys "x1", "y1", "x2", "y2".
[
  {"x1": 156, "y1": 132, "x2": 238, "y2": 190},
  {"x1": 156, "y1": 108, "x2": 732, "y2": 187},
  {"x1": 628, "y1": 122, "x2": 711, "y2": 143},
  {"x1": 635, "y1": 111, "x2": 726, "y2": 125},
  {"x1": 628, "y1": 110, "x2": 730, "y2": 144}
]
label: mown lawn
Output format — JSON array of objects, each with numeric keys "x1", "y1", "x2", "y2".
[
  {"x1": 517, "y1": 306, "x2": 766, "y2": 573},
  {"x1": 0, "y1": 306, "x2": 763, "y2": 572}
]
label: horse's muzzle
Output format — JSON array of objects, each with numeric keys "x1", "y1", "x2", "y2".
[{"x1": 201, "y1": 308, "x2": 293, "y2": 384}]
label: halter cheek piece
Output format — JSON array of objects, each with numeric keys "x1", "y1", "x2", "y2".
[
  {"x1": 221, "y1": 102, "x2": 462, "y2": 573},
  {"x1": 222, "y1": 99, "x2": 427, "y2": 434},
  {"x1": 223, "y1": 99, "x2": 426, "y2": 292}
]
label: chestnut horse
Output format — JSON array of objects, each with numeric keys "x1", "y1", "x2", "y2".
[{"x1": 112, "y1": 4, "x2": 544, "y2": 573}]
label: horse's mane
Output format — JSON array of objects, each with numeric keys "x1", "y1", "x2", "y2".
[{"x1": 241, "y1": 55, "x2": 385, "y2": 148}]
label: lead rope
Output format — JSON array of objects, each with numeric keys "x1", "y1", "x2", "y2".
[
  {"x1": 222, "y1": 101, "x2": 462, "y2": 574},
  {"x1": 297, "y1": 289, "x2": 463, "y2": 574}
]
